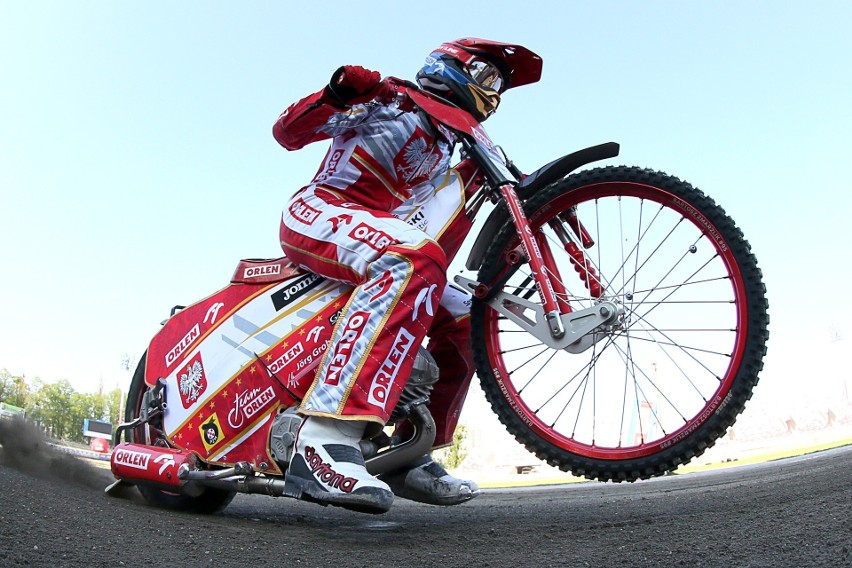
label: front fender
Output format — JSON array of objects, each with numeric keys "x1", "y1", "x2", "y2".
[{"x1": 464, "y1": 142, "x2": 620, "y2": 271}]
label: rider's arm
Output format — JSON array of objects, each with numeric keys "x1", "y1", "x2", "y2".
[
  {"x1": 272, "y1": 66, "x2": 391, "y2": 151},
  {"x1": 272, "y1": 88, "x2": 340, "y2": 151}
]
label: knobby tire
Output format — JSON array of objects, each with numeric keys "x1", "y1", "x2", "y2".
[{"x1": 470, "y1": 166, "x2": 769, "y2": 482}]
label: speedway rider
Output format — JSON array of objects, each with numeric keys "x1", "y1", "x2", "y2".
[{"x1": 274, "y1": 38, "x2": 542, "y2": 513}]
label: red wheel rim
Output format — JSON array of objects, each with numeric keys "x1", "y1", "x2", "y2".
[{"x1": 483, "y1": 181, "x2": 749, "y2": 460}]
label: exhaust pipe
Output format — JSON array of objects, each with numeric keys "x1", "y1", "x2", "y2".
[
  {"x1": 109, "y1": 403, "x2": 436, "y2": 498},
  {"x1": 110, "y1": 443, "x2": 205, "y2": 496},
  {"x1": 364, "y1": 403, "x2": 436, "y2": 475}
]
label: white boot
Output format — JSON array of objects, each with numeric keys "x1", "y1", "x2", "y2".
[
  {"x1": 379, "y1": 454, "x2": 480, "y2": 506},
  {"x1": 284, "y1": 416, "x2": 394, "y2": 514}
]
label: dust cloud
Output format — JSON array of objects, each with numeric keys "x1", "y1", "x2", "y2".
[{"x1": 0, "y1": 416, "x2": 115, "y2": 490}]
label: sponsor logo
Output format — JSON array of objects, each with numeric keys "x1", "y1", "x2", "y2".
[
  {"x1": 307, "y1": 325, "x2": 323, "y2": 344},
  {"x1": 289, "y1": 198, "x2": 321, "y2": 225},
  {"x1": 153, "y1": 454, "x2": 176, "y2": 476},
  {"x1": 413, "y1": 284, "x2": 438, "y2": 320},
  {"x1": 303, "y1": 445, "x2": 358, "y2": 492},
  {"x1": 203, "y1": 302, "x2": 225, "y2": 325},
  {"x1": 471, "y1": 125, "x2": 495, "y2": 149},
  {"x1": 199, "y1": 413, "x2": 222, "y2": 451},
  {"x1": 364, "y1": 269, "x2": 394, "y2": 302},
  {"x1": 325, "y1": 311, "x2": 370, "y2": 386},
  {"x1": 269, "y1": 342, "x2": 305, "y2": 374},
  {"x1": 165, "y1": 323, "x2": 201, "y2": 367},
  {"x1": 244, "y1": 264, "x2": 282, "y2": 279},
  {"x1": 114, "y1": 449, "x2": 150, "y2": 471},
  {"x1": 406, "y1": 209, "x2": 427, "y2": 231},
  {"x1": 315, "y1": 148, "x2": 345, "y2": 183},
  {"x1": 349, "y1": 222, "x2": 393, "y2": 252},
  {"x1": 328, "y1": 213, "x2": 352, "y2": 233},
  {"x1": 227, "y1": 386, "x2": 276, "y2": 429},
  {"x1": 271, "y1": 273, "x2": 323, "y2": 311},
  {"x1": 178, "y1": 353, "x2": 207, "y2": 409},
  {"x1": 368, "y1": 327, "x2": 415, "y2": 409}
]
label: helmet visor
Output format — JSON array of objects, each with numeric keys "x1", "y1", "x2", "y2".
[{"x1": 466, "y1": 58, "x2": 504, "y2": 92}]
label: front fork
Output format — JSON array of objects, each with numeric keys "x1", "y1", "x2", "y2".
[
  {"x1": 456, "y1": 182, "x2": 616, "y2": 351},
  {"x1": 498, "y1": 183, "x2": 567, "y2": 339}
]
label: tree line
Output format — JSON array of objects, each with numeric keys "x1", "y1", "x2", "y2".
[
  {"x1": 0, "y1": 369, "x2": 124, "y2": 443},
  {"x1": 2, "y1": 368, "x2": 473, "y2": 467}
]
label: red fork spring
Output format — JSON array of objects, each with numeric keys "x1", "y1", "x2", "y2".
[
  {"x1": 565, "y1": 241, "x2": 604, "y2": 298},
  {"x1": 564, "y1": 209, "x2": 595, "y2": 249}
]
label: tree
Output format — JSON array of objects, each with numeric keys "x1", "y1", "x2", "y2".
[
  {"x1": 1, "y1": 367, "x2": 129, "y2": 442},
  {"x1": 0, "y1": 369, "x2": 10, "y2": 401},
  {"x1": 29, "y1": 379, "x2": 75, "y2": 440},
  {"x1": 0, "y1": 369, "x2": 31, "y2": 408},
  {"x1": 434, "y1": 424, "x2": 469, "y2": 470},
  {"x1": 106, "y1": 387, "x2": 123, "y2": 424}
]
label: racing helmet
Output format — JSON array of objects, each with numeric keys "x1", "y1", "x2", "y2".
[{"x1": 416, "y1": 38, "x2": 543, "y2": 122}]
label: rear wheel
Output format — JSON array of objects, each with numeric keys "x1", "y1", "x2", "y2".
[
  {"x1": 123, "y1": 353, "x2": 236, "y2": 513},
  {"x1": 471, "y1": 166, "x2": 769, "y2": 481}
]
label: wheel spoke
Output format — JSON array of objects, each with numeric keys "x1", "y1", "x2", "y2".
[{"x1": 474, "y1": 167, "x2": 766, "y2": 481}]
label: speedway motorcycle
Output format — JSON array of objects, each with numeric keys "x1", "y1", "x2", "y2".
[{"x1": 108, "y1": 80, "x2": 768, "y2": 514}]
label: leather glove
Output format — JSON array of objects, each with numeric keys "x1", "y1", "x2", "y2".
[{"x1": 327, "y1": 65, "x2": 392, "y2": 106}]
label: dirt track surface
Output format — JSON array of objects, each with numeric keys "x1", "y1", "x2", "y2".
[{"x1": 1, "y1": 420, "x2": 850, "y2": 567}]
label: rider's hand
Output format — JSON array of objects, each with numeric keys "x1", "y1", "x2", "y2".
[{"x1": 327, "y1": 65, "x2": 392, "y2": 106}]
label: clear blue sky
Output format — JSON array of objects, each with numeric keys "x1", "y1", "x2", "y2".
[{"x1": 2, "y1": 2, "x2": 850, "y2": 415}]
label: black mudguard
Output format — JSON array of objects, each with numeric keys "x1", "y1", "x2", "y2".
[{"x1": 464, "y1": 142, "x2": 620, "y2": 271}]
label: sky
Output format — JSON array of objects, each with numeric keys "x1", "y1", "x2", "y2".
[{"x1": 2, "y1": 2, "x2": 851, "y2": 423}]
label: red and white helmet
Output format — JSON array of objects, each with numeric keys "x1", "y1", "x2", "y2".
[{"x1": 416, "y1": 38, "x2": 543, "y2": 121}]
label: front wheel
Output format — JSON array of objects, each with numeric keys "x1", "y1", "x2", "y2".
[
  {"x1": 471, "y1": 166, "x2": 769, "y2": 482},
  {"x1": 123, "y1": 353, "x2": 236, "y2": 513}
]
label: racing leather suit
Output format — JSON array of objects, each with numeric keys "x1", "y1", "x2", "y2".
[{"x1": 274, "y1": 82, "x2": 476, "y2": 447}]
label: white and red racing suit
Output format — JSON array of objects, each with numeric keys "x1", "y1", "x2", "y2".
[{"x1": 274, "y1": 83, "x2": 478, "y2": 447}]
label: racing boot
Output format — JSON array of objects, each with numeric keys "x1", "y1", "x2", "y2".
[
  {"x1": 379, "y1": 454, "x2": 480, "y2": 506},
  {"x1": 284, "y1": 416, "x2": 394, "y2": 514}
]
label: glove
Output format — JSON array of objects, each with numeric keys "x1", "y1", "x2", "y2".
[{"x1": 327, "y1": 65, "x2": 391, "y2": 106}]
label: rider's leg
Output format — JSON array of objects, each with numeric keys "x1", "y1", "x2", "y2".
[
  {"x1": 382, "y1": 285, "x2": 480, "y2": 506},
  {"x1": 280, "y1": 190, "x2": 448, "y2": 513},
  {"x1": 427, "y1": 285, "x2": 475, "y2": 448}
]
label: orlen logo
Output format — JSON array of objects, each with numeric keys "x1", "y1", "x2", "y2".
[
  {"x1": 165, "y1": 323, "x2": 200, "y2": 367},
  {"x1": 244, "y1": 264, "x2": 282, "y2": 279},
  {"x1": 113, "y1": 449, "x2": 150, "y2": 471},
  {"x1": 289, "y1": 198, "x2": 320, "y2": 225},
  {"x1": 315, "y1": 148, "x2": 345, "y2": 183},
  {"x1": 269, "y1": 341, "x2": 304, "y2": 374},
  {"x1": 325, "y1": 311, "x2": 370, "y2": 386},
  {"x1": 471, "y1": 125, "x2": 494, "y2": 150},
  {"x1": 368, "y1": 327, "x2": 415, "y2": 409},
  {"x1": 227, "y1": 386, "x2": 276, "y2": 429},
  {"x1": 349, "y1": 223, "x2": 393, "y2": 252}
]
